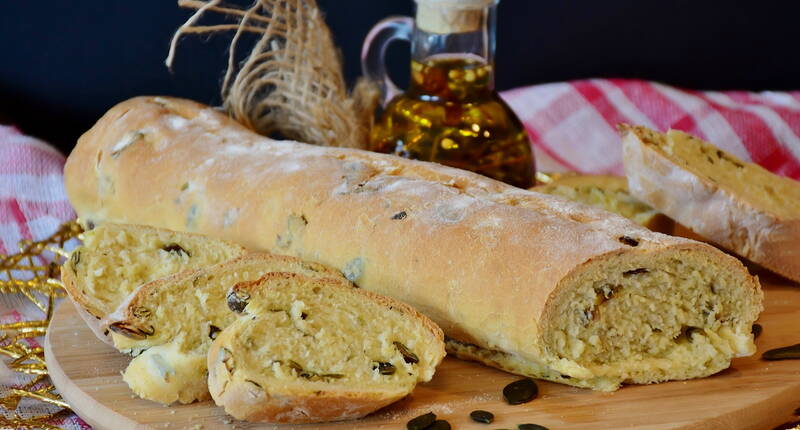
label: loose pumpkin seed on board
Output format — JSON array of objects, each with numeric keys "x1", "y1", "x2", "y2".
[{"x1": 503, "y1": 378, "x2": 539, "y2": 405}]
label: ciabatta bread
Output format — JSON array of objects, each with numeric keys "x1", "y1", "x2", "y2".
[
  {"x1": 105, "y1": 252, "x2": 344, "y2": 404},
  {"x1": 533, "y1": 174, "x2": 674, "y2": 234},
  {"x1": 61, "y1": 223, "x2": 245, "y2": 344},
  {"x1": 66, "y1": 97, "x2": 763, "y2": 391},
  {"x1": 207, "y1": 273, "x2": 445, "y2": 423},
  {"x1": 621, "y1": 125, "x2": 800, "y2": 282}
]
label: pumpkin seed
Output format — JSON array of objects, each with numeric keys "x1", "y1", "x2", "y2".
[
  {"x1": 375, "y1": 362, "x2": 396, "y2": 375},
  {"x1": 623, "y1": 268, "x2": 648, "y2": 276},
  {"x1": 245, "y1": 379, "x2": 262, "y2": 389},
  {"x1": 107, "y1": 322, "x2": 155, "y2": 340},
  {"x1": 209, "y1": 325, "x2": 221, "y2": 340},
  {"x1": 226, "y1": 289, "x2": 250, "y2": 313},
  {"x1": 469, "y1": 409, "x2": 494, "y2": 424},
  {"x1": 132, "y1": 306, "x2": 152, "y2": 319},
  {"x1": 161, "y1": 243, "x2": 191, "y2": 257},
  {"x1": 518, "y1": 425, "x2": 549, "y2": 430},
  {"x1": 503, "y1": 378, "x2": 538, "y2": 405},
  {"x1": 320, "y1": 373, "x2": 344, "y2": 380},
  {"x1": 70, "y1": 250, "x2": 81, "y2": 271},
  {"x1": 391, "y1": 211, "x2": 408, "y2": 220},
  {"x1": 752, "y1": 323, "x2": 762, "y2": 339},
  {"x1": 394, "y1": 341, "x2": 419, "y2": 364},
  {"x1": 618, "y1": 236, "x2": 639, "y2": 247},
  {"x1": 406, "y1": 412, "x2": 436, "y2": 430},
  {"x1": 428, "y1": 420, "x2": 450, "y2": 430},
  {"x1": 685, "y1": 326, "x2": 702, "y2": 342},
  {"x1": 762, "y1": 344, "x2": 800, "y2": 361}
]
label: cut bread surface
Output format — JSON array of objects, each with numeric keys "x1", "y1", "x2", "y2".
[
  {"x1": 106, "y1": 252, "x2": 344, "y2": 404},
  {"x1": 533, "y1": 174, "x2": 674, "y2": 233},
  {"x1": 62, "y1": 223, "x2": 246, "y2": 319},
  {"x1": 451, "y1": 247, "x2": 763, "y2": 391},
  {"x1": 207, "y1": 273, "x2": 445, "y2": 423},
  {"x1": 621, "y1": 124, "x2": 800, "y2": 282}
]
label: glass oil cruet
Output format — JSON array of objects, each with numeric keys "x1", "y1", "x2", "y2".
[{"x1": 362, "y1": 0, "x2": 535, "y2": 188}]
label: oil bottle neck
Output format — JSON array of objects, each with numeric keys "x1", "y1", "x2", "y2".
[{"x1": 410, "y1": 1, "x2": 498, "y2": 99}]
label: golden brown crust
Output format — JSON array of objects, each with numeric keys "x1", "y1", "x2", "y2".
[
  {"x1": 66, "y1": 97, "x2": 762, "y2": 388},
  {"x1": 621, "y1": 124, "x2": 800, "y2": 282}
]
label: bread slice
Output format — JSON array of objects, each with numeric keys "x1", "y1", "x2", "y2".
[
  {"x1": 104, "y1": 252, "x2": 345, "y2": 404},
  {"x1": 621, "y1": 125, "x2": 800, "y2": 282},
  {"x1": 533, "y1": 174, "x2": 674, "y2": 234},
  {"x1": 61, "y1": 223, "x2": 246, "y2": 344},
  {"x1": 207, "y1": 273, "x2": 445, "y2": 423}
]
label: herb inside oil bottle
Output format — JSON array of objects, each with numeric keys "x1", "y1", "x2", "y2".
[{"x1": 371, "y1": 56, "x2": 535, "y2": 188}]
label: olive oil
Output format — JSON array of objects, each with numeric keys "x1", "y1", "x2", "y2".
[{"x1": 370, "y1": 56, "x2": 535, "y2": 188}]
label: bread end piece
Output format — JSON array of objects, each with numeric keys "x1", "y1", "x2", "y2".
[{"x1": 620, "y1": 124, "x2": 800, "y2": 282}]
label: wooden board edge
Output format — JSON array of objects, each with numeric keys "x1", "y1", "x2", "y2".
[{"x1": 45, "y1": 303, "x2": 150, "y2": 430}]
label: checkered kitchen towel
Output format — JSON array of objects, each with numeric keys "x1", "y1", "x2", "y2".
[
  {"x1": 1, "y1": 79, "x2": 799, "y2": 428},
  {"x1": 503, "y1": 79, "x2": 800, "y2": 179}
]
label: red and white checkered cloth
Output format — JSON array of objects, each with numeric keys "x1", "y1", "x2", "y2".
[
  {"x1": 1, "y1": 79, "x2": 799, "y2": 428},
  {"x1": 503, "y1": 79, "x2": 800, "y2": 179}
]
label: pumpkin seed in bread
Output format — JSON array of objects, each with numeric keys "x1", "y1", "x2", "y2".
[
  {"x1": 207, "y1": 273, "x2": 445, "y2": 423},
  {"x1": 61, "y1": 223, "x2": 246, "y2": 344},
  {"x1": 105, "y1": 252, "x2": 344, "y2": 404}
]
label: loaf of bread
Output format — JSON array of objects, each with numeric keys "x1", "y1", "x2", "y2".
[
  {"x1": 66, "y1": 97, "x2": 764, "y2": 391},
  {"x1": 61, "y1": 222, "x2": 246, "y2": 344},
  {"x1": 533, "y1": 174, "x2": 674, "y2": 234},
  {"x1": 621, "y1": 125, "x2": 800, "y2": 282},
  {"x1": 105, "y1": 252, "x2": 344, "y2": 404},
  {"x1": 207, "y1": 273, "x2": 445, "y2": 423}
]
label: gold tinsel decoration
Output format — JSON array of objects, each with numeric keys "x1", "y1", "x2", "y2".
[{"x1": 0, "y1": 221, "x2": 83, "y2": 429}]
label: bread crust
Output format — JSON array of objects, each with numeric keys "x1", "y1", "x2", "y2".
[
  {"x1": 621, "y1": 124, "x2": 800, "y2": 282},
  {"x1": 206, "y1": 272, "x2": 445, "y2": 423},
  {"x1": 65, "y1": 97, "x2": 762, "y2": 389}
]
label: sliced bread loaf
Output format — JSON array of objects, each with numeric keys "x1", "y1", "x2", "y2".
[
  {"x1": 207, "y1": 273, "x2": 445, "y2": 423},
  {"x1": 104, "y1": 252, "x2": 344, "y2": 404},
  {"x1": 61, "y1": 223, "x2": 246, "y2": 344},
  {"x1": 533, "y1": 174, "x2": 674, "y2": 234},
  {"x1": 66, "y1": 97, "x2": 764, "y2": 391},
  {"x1": 621, "y1": 125, "x2": 800, "y2": 282}
]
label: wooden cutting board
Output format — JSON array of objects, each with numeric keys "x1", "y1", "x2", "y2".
[{"x1": 45, "y1": 278, "x2": 800, "y2": 430}]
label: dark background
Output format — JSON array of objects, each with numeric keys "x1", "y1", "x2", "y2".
[{"x1": 1, "y1": 1, "x2": 798, "y2": 154}]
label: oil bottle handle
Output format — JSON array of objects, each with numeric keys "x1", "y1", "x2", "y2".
[{"x1": 361, "y1": 16, "x2": 414, "y2": 107}]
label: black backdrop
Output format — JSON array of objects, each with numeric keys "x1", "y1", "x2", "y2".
[{"x1": 1, "y1": 1, "x2": 798, "y2": 153}]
